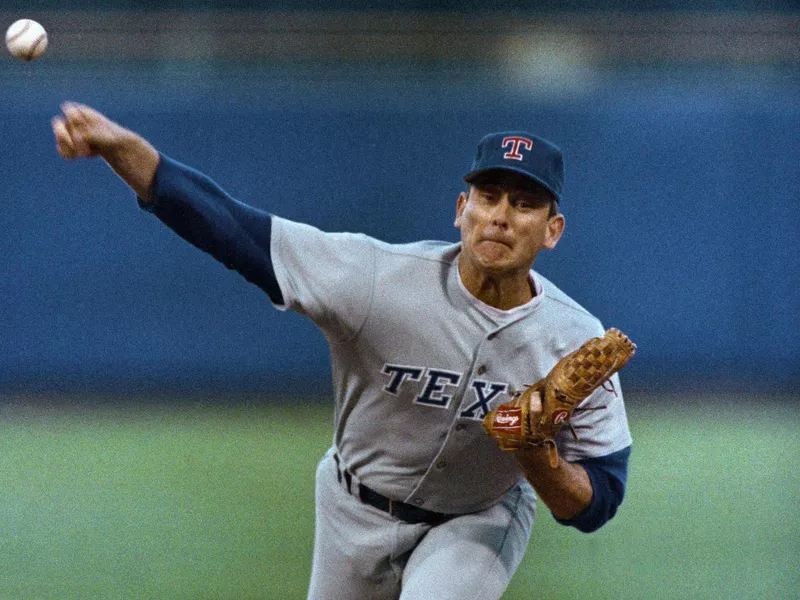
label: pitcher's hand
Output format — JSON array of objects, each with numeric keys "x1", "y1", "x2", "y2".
[
  {"x1": 51, "y1": 102, "x2": 160, "y2": 200},
  {"x1": 52, "y1": 102, "x2": 132, "y2": 160}
]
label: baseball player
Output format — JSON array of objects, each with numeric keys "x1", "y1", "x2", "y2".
[{"x1": 52, "y1": 102, "x2": 633, "y2": 600}]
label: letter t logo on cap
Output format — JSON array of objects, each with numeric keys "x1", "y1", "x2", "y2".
[
  {"x1": 501, "y1": 136, "x2": 534, "y2": 161},
  {"x1": 463, "y1": 131, "x2": 564, "y2": 203}
]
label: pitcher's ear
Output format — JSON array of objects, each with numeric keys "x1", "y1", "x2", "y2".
[
  {"x1": 455, "y1": 191, "x2": 468, "y2": 228},
  {"x1": 544, "y1": 214, "x2": 565, "y2": 250}
]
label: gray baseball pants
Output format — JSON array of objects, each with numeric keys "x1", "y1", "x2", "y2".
[{"x1": 306, "y1": 448, "x2": 536, "y2": 600}]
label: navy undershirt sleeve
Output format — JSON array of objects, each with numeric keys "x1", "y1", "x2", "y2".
[
  {"x1": 554, "y1": 445, "x2": 631, "y2": 533},
  {"x1": 138, "y1": 153, "x2": 283, "y2": 305}
]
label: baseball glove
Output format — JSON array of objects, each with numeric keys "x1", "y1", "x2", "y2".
[{"x1": 483, "y1": 328, "x2": 636, "y2": 467}]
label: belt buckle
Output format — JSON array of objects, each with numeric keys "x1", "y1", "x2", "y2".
[{"x1": 388, "y1": 498, "x2": 394, "y2": 517}]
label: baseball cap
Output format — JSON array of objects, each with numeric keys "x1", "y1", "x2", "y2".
[{"x1": 463, "y1": 131, "x2": 564, "y2": 202}]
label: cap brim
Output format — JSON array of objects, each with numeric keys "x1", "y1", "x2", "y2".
[{"x1": 463, "y1": 167, "x2": 560, "y2": 202}]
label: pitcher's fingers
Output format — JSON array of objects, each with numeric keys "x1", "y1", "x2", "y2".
[
  {"x1": 67, "y1": 102, "x2": 104, "y2": 122},
  {"x1": 528, "y1": 390, "x2": 542, "y2": 414},
  {"x1": 62, "y1": 114, "x2": 92, "y2": 156},
  {"x1": 61, "y1": 101, "x2": 88, "y2": 124},
  {"x1": 62, "y1": 102, "x2": 104, "y2": 132},
  {"x1": 52, "y1": 117, "x2": 77, "y2": 159},
  {"x1": 61, "y1": 101, "x2": 90, "y2": 134}
]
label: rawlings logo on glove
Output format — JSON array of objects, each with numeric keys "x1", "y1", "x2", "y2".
[
  {"x1": 483, "y1": 328, "x2": 636, "y2": 467},
  {"x1": 494, "y1": 412, "x2": 522, "y2": 427}
]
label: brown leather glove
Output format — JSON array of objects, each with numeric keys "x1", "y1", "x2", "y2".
[{"x1": 483, "y1": 328, "x2": 636, "y2": 467}]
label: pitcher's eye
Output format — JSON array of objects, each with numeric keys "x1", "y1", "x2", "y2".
[
  {"x1": 477, "y1": 189, "x2": 500, "y2": 202},
  {"x1": 513, "y1": 198, "x2": 535, "y2": 210}
]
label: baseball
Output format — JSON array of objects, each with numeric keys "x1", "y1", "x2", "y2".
[{"x1": 6, "y1": 19, "x2": 48, "y2": 61}]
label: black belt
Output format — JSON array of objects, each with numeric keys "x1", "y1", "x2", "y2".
[{"x1": 333, "y1": 453, "x2": 455, "y2": 526}]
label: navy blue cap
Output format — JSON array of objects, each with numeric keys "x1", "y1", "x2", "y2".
[{"x1": 464, "y1": 131, "x2": 564, "y2": 202}]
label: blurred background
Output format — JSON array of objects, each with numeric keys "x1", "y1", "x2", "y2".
[{"x1": 1, "y1": 1, "x2": 798, "y2": 599}]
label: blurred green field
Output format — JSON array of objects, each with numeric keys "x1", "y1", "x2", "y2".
[{"x1": 0, "y1": 397, "x2": 797, "y2": 600}]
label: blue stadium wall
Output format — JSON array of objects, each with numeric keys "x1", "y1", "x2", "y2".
[{"x1": 1, "y1": 62, "x2": 798, "y2": 396}]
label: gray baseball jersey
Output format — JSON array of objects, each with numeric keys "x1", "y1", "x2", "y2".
[{"x1": 270, "y1": 216, "x2": 632, "y2": 515}]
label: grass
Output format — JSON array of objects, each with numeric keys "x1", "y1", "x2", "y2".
[
  {"x1": 0, "y1": 398, "x2": 796, "y2": 599},
  {"x1": 506, "y1": 400, "x2": 800, "y2": 600}
]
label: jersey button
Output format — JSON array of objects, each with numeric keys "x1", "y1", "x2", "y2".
[
  {"x1": 412, "y1": 498, "x2": 424, "y2": 506},
  {"x1": 454, "y1": 424, "x2": 466, "y2": 431},
  {"x1": 436, "y1": 461, "x2": 447, "y2": 469},
  {"x1": 477, "y1": 365, "x2": 487, "y2": 375}
]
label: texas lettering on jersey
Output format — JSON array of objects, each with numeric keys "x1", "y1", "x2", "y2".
[{"x1": 381, "y1": 363, "x2": 516, "y2": 421}]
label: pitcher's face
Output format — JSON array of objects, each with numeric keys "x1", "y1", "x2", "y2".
[{"x1": 455, "y1": 176, "x2": 564, "y2": 276}]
